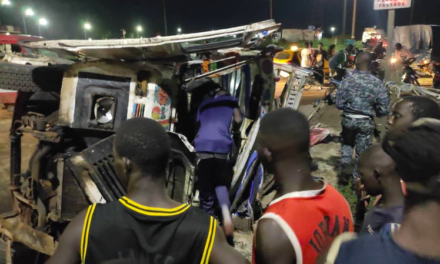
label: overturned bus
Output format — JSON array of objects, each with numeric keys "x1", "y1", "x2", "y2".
[{"x1": 0, "y1": 20, "x2": 281, "y2": 263}]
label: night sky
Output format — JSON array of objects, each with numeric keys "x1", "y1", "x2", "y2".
[{"x1": 1, "y1": 0, "x2": 440, "y2": 40}]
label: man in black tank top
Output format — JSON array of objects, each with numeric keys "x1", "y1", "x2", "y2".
[{"x1": 46, "y1": 118, "x2": 248, "y2": 264}]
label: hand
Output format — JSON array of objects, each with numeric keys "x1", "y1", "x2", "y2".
[{"x1": 355, "y1": 178, "x2": 364, "y2": 197}]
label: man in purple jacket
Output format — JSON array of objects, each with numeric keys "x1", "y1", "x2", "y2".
[{"x1": 194, "y1": 89, "x2": 243, "y2": 216}]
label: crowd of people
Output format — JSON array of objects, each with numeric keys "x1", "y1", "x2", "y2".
[{"x1": 43, "y1": 40, "x2": 440, "y2": 264}]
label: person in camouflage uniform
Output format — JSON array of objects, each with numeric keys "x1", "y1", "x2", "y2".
[{"x1": 335, "y1": 52, "x2": 390, "y2": 185}]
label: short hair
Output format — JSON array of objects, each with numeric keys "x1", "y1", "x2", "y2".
[
  {"x1": 115, "y1": 118, "x2": 171, "y2": 177},
  {"x1": 346, "y1": 44, "x2": 354, "y2": 51},
  {"x1": 382, "y1": 119, "x2": 440, "y2": 205},
  {"x1": 355, "y1": 52, "x2": 373, "y2": 65},
  {"x1": 259, "y1": 109, "x2": 310, "y2": 154},
  {"x1": 401, "y1": 96, "x2": 440, "y2": 121},
  {"x1": 304, "y1": 41, "x2": 309, "y2": 47},
  {"x1": 395, "y1": 43, "x2": 403, "y2": 50}
]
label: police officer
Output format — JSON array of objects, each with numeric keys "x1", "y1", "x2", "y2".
[{"x1": 335, "y1": 52, "x2": 390, "y2": 185}]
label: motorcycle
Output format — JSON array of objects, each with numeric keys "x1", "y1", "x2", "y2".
[{"x1": 403, "y1": 65, "x2": 420, "y2": 86}]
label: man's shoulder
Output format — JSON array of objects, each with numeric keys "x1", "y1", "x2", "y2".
[
  {"x1": 352, "y1": 73, "x2": 383, "y2": 86},
  {"x1": 335, "y1": 235, "x2": 384, "y2": 261}
]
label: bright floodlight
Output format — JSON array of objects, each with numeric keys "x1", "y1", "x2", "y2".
[
  {"x1": 84, "y1": 23, "x2": 91, "y2": 30},
  {"x1": 39, "y1": 18, "x2": 48, "y2": 26},
  {"x1": 177, "y1": 27, "x2": 182, "y2": 33},
  {"x1": 1, "y1": 0, "x2": 11, "y2": 6},
  {"x1": 331, "y1": 27, "x2": 335, "y2": 32},
  {"x1": 137, "y1": 26, "x2": 143, "y2": 32},
  {"x1": 25, "y1": 8, "x2": 34, "y2": 16}
]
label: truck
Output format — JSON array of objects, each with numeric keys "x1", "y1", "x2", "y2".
[{"x1": 0, "y1": 20, "x2": 281, "y2": 263}]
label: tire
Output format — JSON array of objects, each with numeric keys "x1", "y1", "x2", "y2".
[{"x1": 0, "y1": 62, "x2": 40, "y2": 93}]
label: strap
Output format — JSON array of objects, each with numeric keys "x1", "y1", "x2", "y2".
[
  {"x1": 80, "y1": 204, "x2": 97, "y2": 264},
  {"x1": 200, "y1": 216, "x2": 217, "y2": 264}
]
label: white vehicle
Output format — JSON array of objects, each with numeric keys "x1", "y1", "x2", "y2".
[{"x1": 362, "y1": 27, "x2": 387, "y2": 44}]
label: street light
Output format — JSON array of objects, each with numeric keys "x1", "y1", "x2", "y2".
[
  {"x1": 136, "y1": 25, "x2": 142, "y2": 38},
  {"x1": 84, "y1": 22, "x2": 91, "y2": 39},
  {"x1": 331, "y1": 27, "x2": 336, "y2": 38},
  {"x1": 38, "y1": 18, "x2": 48, "y2": 36},
  {"x1": 22, "y1": 8, "x2": 34, "y2": 34},
  {"x1": 177, "y1": 27, "x2": 182, "y2": 34},
  {"x1": 0, "y1": 0, "x2": 12, "y2": 25}
]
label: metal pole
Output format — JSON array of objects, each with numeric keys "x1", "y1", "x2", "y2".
[
  {"x1": 22, "y1": 15, "x2": 27, "y2": 34},
  {"x1": 384, "y1": 10, "x2": 395, "y2": 82},
  {"x1": 342, "y1": 0, "x2": 347, "y2": 36},
  {"x1": 84, "y1": 29, "x2": 87, "y2": 40},
  {"x1": 351, "y1": 0, "x2": 357, "y2": 39},
  {"x1": 410, "y1": 0, "x2": 415, "y2": 25},
  {"x1": 38, "y1": 24, "x2": 41, "y2": 36},
  {"x1": 163, "y1": 0, "x2": 168, "y2": 36},
  {"x1": 270, "y1": 0, "x2": 273, "y2": 19}
]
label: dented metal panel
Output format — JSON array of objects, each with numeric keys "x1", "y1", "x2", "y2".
[{"x1": 23, "y1": 20, "x2": 281, "y2": 60}]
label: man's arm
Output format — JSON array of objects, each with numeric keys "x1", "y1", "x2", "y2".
[
  {"x1": 334, "y1": 81, "x2": 347, "y2": 110},
  {"x1": 374, "y1": 82, "x2": 390, "y2": 117},
  {"x1": 255, "y1": 219, "x2": 296, "y2": 264},
  {"x1": 209, "y1": 224, "x2": 249, "y2": 264},
  {"x1": 407, "y1": 50, "x2": 416, "y2": 64},
  {"x1": 233, "y1": 108, "x2": 243, "y2": 125},
  {"x1": 46, "y1": 209, "x2": 88, "y2": 264}
]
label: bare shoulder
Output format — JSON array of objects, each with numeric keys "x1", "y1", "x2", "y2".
[
  {"x1": 255, "y1": 218, "x2": 296, "y2": 264},
  {"x1": 46, "y1": 207, "x2": 90, "y2": 264}
]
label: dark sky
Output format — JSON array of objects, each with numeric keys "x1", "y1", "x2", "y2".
[{"x1": 1, "y1": 0, "x2": 440, "y2": 40}]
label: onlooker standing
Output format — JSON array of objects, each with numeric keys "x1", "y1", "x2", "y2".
[
  {"x1": 357, "y1": 144, "x2": 404, "y2": 235},
  {"x1": 386, "y1": 96, "x2": 440, "y2": 133},
  {"x1": 195, "y1": 89, "x2": 242, "y2": 216},
  {"x1": 329, "y1": 45, "x2": 354, "y2": 80},
  {"x1": 46, "y1": 118, "x2": 248, "y2": 264},
  {"x1": 335, "y1": 52, "x2": 390, "y2": 185},
  {"x1": 314, "y1": 42, "x2": 329, "y2": 83},
  {"x1": 391, "y1": 43, "x2": 415, "y2": 84},
  {"x1": 328, "y1": 44, "x2": 336, "y2": 58},
  {"x1": 322, "y1": 119, "x2": 440, "y2": 264},
  {"x1": 301, "y1": 42, "x2": 312, "y2": 68},
  {"x1": 253, "y1": 109, "x2": 353, "y2": 264},
  {"x1": 373, "y1": 42, "x2": 386, "y2": 60}
]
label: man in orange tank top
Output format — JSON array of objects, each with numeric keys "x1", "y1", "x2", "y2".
[{"x1": 253, "y1": 109, "x2": 353, "y2": 264}]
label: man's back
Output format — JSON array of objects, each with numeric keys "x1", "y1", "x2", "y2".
[
  {"x1": 329, "y1": 50, "x2": 346, "y2": 69},
  {"x1": 254, "y1": 182, "x2": 353, "y2": 264},
  {"x1": 335, "y1": 71, "x2": 389, "y2": 117},
  {"x1": 195, "y1": 95, "x2": 238, "y2": 154},
  {"x1": 301, "y1": 48, "x2": 311, "y2": 68},
  {"x1": 82, "y1": 197, "x2": 215, "y2": 264},
  {"x1": 330, "y1": 233, "x2": 440, "y2": 264}
]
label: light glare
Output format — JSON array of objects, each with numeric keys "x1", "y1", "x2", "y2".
[
  {"x1": 25, "y1": 8, "x2": 34, "y2": 16},
  {"x1": 39, "y1": 18, "x2": 48, "y2": 26}
]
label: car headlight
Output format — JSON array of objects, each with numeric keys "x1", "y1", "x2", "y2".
[{"x1": 94, "y1": 97, "x2": 115, "y2": 124}]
